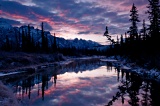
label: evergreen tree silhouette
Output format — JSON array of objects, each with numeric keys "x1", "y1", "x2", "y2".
[
  {"x1": 27, "y1": 24, "x2": 32, "y2": 52},
  {"x1": 22, "y1": 27, "x2": 26, "y2": 51},
  {"x1": 120, "y1": 34, "x2": 124, "y2": 46},
  {"x1": 15, "y1": 29, "x2": 19, "y2": 51},
  {"x1": 116, "y1": 35, "x2": 119, "y2": 44},
  {"x1": 140, "y1": 20, "x2": 147, "y2": 41},
  {"x1": 31, "y1": 33, "x2": 35, "y2": 52},
  {"x1": 5, "y1": 35, "x2": 10, "y2": 51},
  {"x1": 52, "y1": 33, "x2": 57, "y2": 52},
  {"x1": 35, "y1": 27, "x2": 40, "y2": 51},
  {"x1": 41, "y1": 22, "x2": 45, "y2": 51},
  {"x1": 120, "y1": 34, "x2": 124, "y2": 55},
  {"x1": 128, "y1": 3, "x2": 140, "y2": 42},
  {"x1": 18, "y1": 28, "x2": 21, "y2": 50},
  {"x1": 41, "y1": 22, "x2": 48, "y2": 52},
  {"x1": 147, "y1": 0, "x2": 160, "y2": 51},
  {"x1": 126, "y1": 3, "x2": 140, "y2": 58}
]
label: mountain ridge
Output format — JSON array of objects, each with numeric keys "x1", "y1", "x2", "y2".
[{"x1": 0, "y1": 19, "x2": 107, "y2": 51}]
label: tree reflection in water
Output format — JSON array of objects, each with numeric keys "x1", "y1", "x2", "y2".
[
  {"x1": 53, "y1": 74, "x2": 57, "y2": 87},
  {"x1": 3, "y1": 60, "x2": 160, "y2": 106},
  {"x1": 11, "y1": 60, "x2": 102, "y2": 102},
  {"x1": 41, "y1": 74, "x2": 48, "y2": 100},
  {"x1": 15, "y1": 70, "x2": 57, "y2": 101},
  {"x1": 105, "y1": 68, "x2": 160, "y2": 106}
]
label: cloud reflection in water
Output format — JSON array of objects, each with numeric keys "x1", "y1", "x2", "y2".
[{"x1": 29, "y1": 66, "x2": 120, "y2": 106}]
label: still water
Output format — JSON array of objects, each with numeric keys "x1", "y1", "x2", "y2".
[{"x1": 4, "y1": 61, "x2": 160, "y2": 106}]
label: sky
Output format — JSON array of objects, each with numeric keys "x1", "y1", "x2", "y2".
[{"x1": 0, "y1": 0, "x2": 149, "y2": 45}]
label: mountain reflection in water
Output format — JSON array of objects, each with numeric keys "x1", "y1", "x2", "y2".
[{"x1": 4, "y1": 61, "x2": 160, "y2": 106}]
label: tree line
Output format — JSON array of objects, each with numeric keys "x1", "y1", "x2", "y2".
[
  {"x1": 1, "y1": 22, "x2": 105, "y2": 56},
  {"x1": 1, "y1": 22, "x2": 58, "y2": 53},
  {"x1": 104, "y1": 0, "x2": 160, "y2": 66}
]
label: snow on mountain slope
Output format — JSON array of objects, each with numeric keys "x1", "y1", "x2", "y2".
[
  {"x1": 0, "y1": 19, "x2": 12, "y2": 29},
  {"x1": 0, "y1": 20, "x2": 108, "y2": 50}
]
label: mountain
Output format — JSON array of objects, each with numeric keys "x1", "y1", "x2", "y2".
[
  {"x1": 0, "y1": 19, "x2": 108, "y2": 51},
  {"x1": 0, "y1": 19, "x2": 16, "y2": 47},
  {"x1": 0, "y1": 20, "x2": 12, "y2": 29}
]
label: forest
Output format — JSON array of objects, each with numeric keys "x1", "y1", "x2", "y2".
[
  {"x1": 104, "y1": 0, "x2": 160, "y2": 69},
  {"x1": 0, "y1": 0, "x2": 160, "y2": 68}
]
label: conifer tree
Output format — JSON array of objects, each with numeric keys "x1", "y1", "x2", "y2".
[
  {"x1": 31, "y1": 33, "x2": 35, "y2": 52},
  {"x1": 22, "y1": 27, "x2": 26, "y2": 51},
  {"x1": 140, "y1": 20, "x2": 147, "y2": 41},
  {"x1": 41, "y1": 22, "x2": 45, "y2": 51},
  {"x1": 128, "y1": 3, "x2": 140, "y2": 41},
  {"x1": 27, "y1": 24, "x2": 32, "y2": 51},
  {"x1": 120, "y1": 34, "x2": 124, "y2": 46},
  {"x1": 5, "y1": 35, "x2": 10, "y2": 51},
  {"x1": 147, "y1": 0, "x2": 160, "y2": 41},
  {"x1": 18, "y1": 29, "x2": 21, "y2": 49},
  {"x1": 125, "y1": 32, "x2": 128, "y2": 43},
  {"x1": 116, "y1": 35, "x2": 119, "y2": 44},
  {"x1": 41, "y1": 22, "x2": 48, "y2": 52},
  {"x1": 14, "y1": 29, "x2": 19, "y2": 50}
]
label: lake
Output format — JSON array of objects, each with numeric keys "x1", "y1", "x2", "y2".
[{"x1": 2, "y1": 60, "x2": 160, "y2": 106}]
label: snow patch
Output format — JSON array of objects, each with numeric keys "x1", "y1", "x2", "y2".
[
  {"x1": 105, "y1": 56, "x2": 160, "y2": 83},
  {"x1": 100, "y1": 59, "x2": 117, "y2": 62},
  {"x1": 120, "y1": 66, "x2": 131, "y2": 70},
  {"x1": 0, "y1": 71, "x2": 26, "y2": 77}
]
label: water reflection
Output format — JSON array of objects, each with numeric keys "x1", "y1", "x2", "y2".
[
  {"x1": 53, "y1": 74, "x2": 57, "y2": 87},
  {"x1": 106, "y1": 68, "x2": 160, "y2": 106},
  {"x1": 3, "y1": 61, "x2": 160, "y2": 106}
]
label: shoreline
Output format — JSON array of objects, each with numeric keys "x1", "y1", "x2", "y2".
[
  {"x1": 0, "y1": 54, "x2": 105, "y2": 106},
  {"x1": 0, "y1": 54, "x2": 160, "y2": 105},
  {"x1": 104, "y1": 56, "x2": 160, "y2": 83},
  {"x1": 0, "y1": 81, "x2": 19, "y2": 106}
]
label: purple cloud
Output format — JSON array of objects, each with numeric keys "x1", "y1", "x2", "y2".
[{"x1": 0, "y1": 0, "x2": 149, "y2": 44}]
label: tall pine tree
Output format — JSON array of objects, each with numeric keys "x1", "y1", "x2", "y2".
[
  {"x1": 140, "y1": 20, "x2": 147, "y2": 41},
  {"x1": 120, "y1": 34, "x2": 124, "y2": 46},
  {"x1": 41, "y1": 22, "x2": 45, "y2": 51},
  {"x1": 147, "y1": 0, "x2": 160, "y2": 41},
  {"x1": 22, "y1": 27, "x2": 26, "y2": 51},
  {"x1": 128, "y1": 3, "x2": 140, "y2": 41},
  {"x1": 27, "y1": 24, "x2": 32, "y2": 52},
  {"x1": 41, "y1": 22, "x2": 48, "y2": 52}
]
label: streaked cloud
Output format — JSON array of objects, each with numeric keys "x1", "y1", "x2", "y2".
[{"x1": 0, "y1": 0, "x2": 148, "y2": 44}]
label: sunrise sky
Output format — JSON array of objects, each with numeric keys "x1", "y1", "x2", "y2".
[{"x1": 0, "y1": 0, "x2": 148, "y2": 45}]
